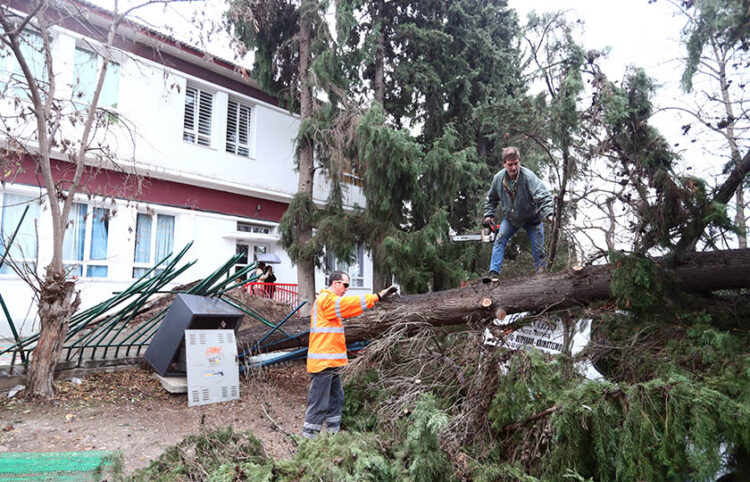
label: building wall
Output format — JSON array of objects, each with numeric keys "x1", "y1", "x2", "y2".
[{"x1": 0, "y1": 18, "x2": 373, "y2": 340}]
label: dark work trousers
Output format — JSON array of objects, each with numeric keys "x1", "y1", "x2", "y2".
[{"x1": 302, "y1": 367, "x2": 344, "y2": 439}]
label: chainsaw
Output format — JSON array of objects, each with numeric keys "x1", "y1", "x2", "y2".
[{"x1": 450, "y1": 221, "x2": 500, "y2": 243}]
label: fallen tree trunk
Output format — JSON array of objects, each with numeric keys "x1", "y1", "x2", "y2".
[{"x1": 237, "y1": 249, "x2": 750, "y2": 352}]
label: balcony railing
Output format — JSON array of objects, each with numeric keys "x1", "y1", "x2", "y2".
[{"x1": 243, "y1": 282, "x2": 299, "y2": 309}]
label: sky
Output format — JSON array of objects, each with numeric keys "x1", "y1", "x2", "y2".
[
  {"x1": 509, "y1": 0, "x2": 687, "y2": 84},
  {"x1": 507, "y1": 1, "x2": 718, "y2": 172}
]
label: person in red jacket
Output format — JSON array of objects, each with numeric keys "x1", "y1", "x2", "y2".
[{"x1": 302, "y1": 271, "x2": 397, "y2": 439}]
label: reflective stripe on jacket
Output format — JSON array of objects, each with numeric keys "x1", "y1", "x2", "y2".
[{"x1": 307, "y1": 288, "x2": 379, "y2": 373}]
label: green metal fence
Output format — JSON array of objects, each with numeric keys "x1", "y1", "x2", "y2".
[
  {"x1": 0, "y1": 450, "x2": 120, "y2": 481},
  {"x1": 0, "y1": 242, "x2": 265, "y2": 373}
]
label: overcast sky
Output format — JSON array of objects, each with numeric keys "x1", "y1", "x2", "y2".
[
  {"x1": 509, "y1": 0, "x2": 687, "y2": 81},
  {"x1": 508, "y1": 1, "x2": 715, "y2": 169}
]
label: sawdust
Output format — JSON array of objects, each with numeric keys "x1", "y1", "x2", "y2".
[{"x1": 0, "y1": 362, "x2": 310, "y2": 475}]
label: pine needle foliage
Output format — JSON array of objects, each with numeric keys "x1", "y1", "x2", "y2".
[
  {"x1": 609, "y1": 252, "x2": 672, "y2": 312},
  {"x1": 547, "y1": 376, "x2": 749, "y2": 482},
  {"x1": 278, "y1": 192, "x2": 323, "y2": 265},
  {"x1": 273, "y1": 432, "x2": 394, "y2": 481},
  {"x1": 128, "y1": 426, "x2": 266, "y2": 481},
  {"x1": 342, "y1": 297, "x2": 749, "y2": 480},
  {"x1": 588, "y1": 292, "x2": 750, "y2": 385},
  {"x1": 487, "y1": 350, "x2": 570, "y2": 435},
  {"x1": 467, "y1": 461, "x2": 542, "y2": 482},
  {"x1": 680, "y1": 0, "x2": 750, "y2": 92},
  {"x1": 393, "y1": 395, "x2": 455, "y2": 482}
]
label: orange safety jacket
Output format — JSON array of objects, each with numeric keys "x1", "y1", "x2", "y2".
[{"x1": 307, "y1": 288, "x2": 379, "y2": 373}]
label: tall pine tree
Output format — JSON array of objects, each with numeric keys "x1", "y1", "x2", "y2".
[
  {"x1": 228, "y1": 0, "x2": 333, "y2": 307},
  {"x1": 335, "y1": 0, "x2": 525, "y2": 292}
]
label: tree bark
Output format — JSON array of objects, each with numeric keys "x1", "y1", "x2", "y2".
[
  {"x1": 735, "y1": 185, "x2": 747, "y2": 249},
  {"x1": 372, "y1": 0, "x2": 385, "y2": 104},
  {"x1": 295, "y1": 0, "x2": 316, "y2": 316},
  {"x1": 369, "y1": 0, "x2": 387, "y2": 293},
  {"x1": 26, "y1": 268, "x2": 80, "y2": 398},
  {"x1": 547, "y1": 147, "x2": 570, "y2": 266},
  {"x1": 237, "y1": 249, "x2": 750, "y2": 352}
]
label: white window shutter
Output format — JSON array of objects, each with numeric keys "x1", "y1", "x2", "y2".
[{"x1": 183, "y1": 85, "x2": 212, "y2": 146}]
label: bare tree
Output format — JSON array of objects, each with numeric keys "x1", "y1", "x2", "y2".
[
  {"x1": 667, "y1": 0, "x2": 750, "y2": 249},
  {"x1": 517, "y1": 11, "x2": 606, "y2": 267},
  {"x1": 0, "y1": 0, "x2": 184, "y2": 399}
]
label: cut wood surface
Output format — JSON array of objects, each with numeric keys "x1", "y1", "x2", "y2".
[{"x1": 237, "y1": 249, "x2": 750, "y2": 352}]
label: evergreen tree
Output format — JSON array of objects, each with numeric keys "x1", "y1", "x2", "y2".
[
  {"x1": 335, "y1": 0, "x2": 525, "y2": 292},
  {"x1": 227, "y1": 0, "x2": 333, "y2": 307},
  {"x1": 673, "y1": 0, "x2": 750, "y2": 249}
]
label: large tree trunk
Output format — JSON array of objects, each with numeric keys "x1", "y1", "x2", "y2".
[
  {"x1": 295, "y1": 1, "x2": 316, "y2": 315},
  {"x1": 369, "y1": 0, "x2": 387, "y2": 292},
  {"x1": 238, "y1": 249, "x2": 750, "y2": 352},
  {"x1": 27, "y1": 268, "x2": 80, "y2": 398}
]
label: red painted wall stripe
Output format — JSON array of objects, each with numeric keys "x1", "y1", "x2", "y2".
[{"x1": 4, "y1": 156, "x2": 288, "y2": 222}]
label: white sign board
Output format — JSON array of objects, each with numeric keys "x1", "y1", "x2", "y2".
[
  {"x1": 185, "y1": 329, "x2": 240, "y2": 407},
  {"x1": 484, "y1": 312, "x2": 603, "y2": 380}
]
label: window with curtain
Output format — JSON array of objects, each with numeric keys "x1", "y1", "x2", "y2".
[
  {"x1": 62, "y1": 203, "x2": 109, "y2": 278},
  {"x1": 325, "y1": 245, "x2": 365, "y2": 288},
  {"x1": 72, "y1": 46, "x2": 120, "y2": 110},
  {"x1": 133, "y1": 213, "x2": 175, "y2": 278},
  {"x1": 0, "y1": 193, "x2": 40, "y2": 275},
  {"x1": 226, "y1": 99, "x2": 252, "y2": 157},
  {"x1": 183, "y1": 85, "x2": 213, "y2": 147}
]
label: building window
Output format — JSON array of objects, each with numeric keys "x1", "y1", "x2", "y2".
[
  {"x1": 233, "y1": 242, "x2": 267, "y2": 280},
  {"x1": 62, "y1": 203, "x2": 110, "y2": 278},
  {"x1": 72, "y1": 46, "x2": 120, "y2": 110},
  {"x1": 326, "y1": 244, "x2": 365, "y2": 288},
  {"x1": 183, "y1": 85, "x2": 213, "y2": 147},
  {"x1": 133, "y1": 213, "x2": 175, "y2": 278},
  {"x1": 0, "y1": 193, "x2": 40, "y2": 275},
  {"x1": 236, "y1": 221, "x2": 270, "y2": 235},
  {"x1": 226, "y1": 99, "x2": 252, "y2": 157},
  {"x1": 342, "y1": 165, "x2": 365, "y2": 188},
  {"x1": 0, "y1": 30, "x2": 47, "y2": 97}
]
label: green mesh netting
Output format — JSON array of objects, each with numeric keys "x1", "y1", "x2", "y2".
[{"x1": 0, "y1": 451, "x2": 118, "y2": 481}]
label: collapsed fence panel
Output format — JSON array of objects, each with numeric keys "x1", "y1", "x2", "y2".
[{"x1": 0, "y1": 240, "x2": 310, "y2": 374}]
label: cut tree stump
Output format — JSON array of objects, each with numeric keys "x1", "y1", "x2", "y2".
[{"x1": 236, "y1": 249, "x2": 750, "y2": 353}]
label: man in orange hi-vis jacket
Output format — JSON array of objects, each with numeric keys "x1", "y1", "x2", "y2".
[{"x1": 302, "y1": 270, "x2": 398, "y2": 439}]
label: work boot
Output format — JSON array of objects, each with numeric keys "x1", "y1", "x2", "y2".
[{"x1": 482, "y1": 271, "x2": 499, "y2": 284}]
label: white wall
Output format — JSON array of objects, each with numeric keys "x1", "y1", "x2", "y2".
[
  {"x1": 0, "y1": 23, "x2": 375, "y2": 340},
  {"x1": 113, "y1": 50, "x2": 302, "y2": 200},
  {"x1": 0, "y1": 186, "x2": 300, "y2": 338}
]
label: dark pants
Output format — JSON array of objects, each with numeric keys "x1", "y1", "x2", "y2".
[{"x1": 302, "y1": 368, "x2": 344, "y2": 439}]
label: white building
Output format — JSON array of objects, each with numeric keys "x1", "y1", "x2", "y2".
[{"x1": 0, "y1": 0, "x2": 373, "y2": 338}]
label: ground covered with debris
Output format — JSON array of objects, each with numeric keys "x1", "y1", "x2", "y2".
[
  {"x1": 1, "y1": 290, "x2": 748, "y2": 481},
  {"x1": 0, "y1": 362, "x2": 309, "y2": 475}
]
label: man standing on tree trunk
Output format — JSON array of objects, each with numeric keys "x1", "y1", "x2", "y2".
[
  {"x1": 483, "y1": 147, "x2": 554, "y2": 282},
  {"x1": 302, "y1": 271, "x2": 397, "y2": 439}
]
